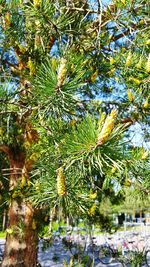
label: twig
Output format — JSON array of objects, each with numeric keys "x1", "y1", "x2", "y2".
[
  {"x1": 96, "y1": 0, "x2": 102, "y2": 48},
  {"x1": 62, "y1": 7, "x2": 98, "y2": 13}
]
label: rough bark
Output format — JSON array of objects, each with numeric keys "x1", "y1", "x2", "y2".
[
  {"x1": 2, "y1": 201, "x2": 38, "y2": 267},
  {"x1": 0, "y1": 146, "x2": 38, "y2": 267}
]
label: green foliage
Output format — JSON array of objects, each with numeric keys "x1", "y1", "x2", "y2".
[
  {"x1": 29, "y1": 167, "x2": 93, "y2": 218},
  {"x1": 0, "y1": 231, "x2": 6, "y2": 238},
  {"x1": 33, "y1": 56, "x2": 86, "y2": 115},
  {"x1": 125, "y1": 250, "x2": 146, "y2": 267},
  {"x1": 61, "y1": 113, "x2": 126, "y2": 176},
  {"x1": 0, "y1": 0, "x2": 149, "y2": 241}
]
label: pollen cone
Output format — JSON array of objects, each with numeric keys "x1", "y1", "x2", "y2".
[
  {"x1": 97, "y1": 109, "x2": 117, "y2": 146},
  {"x1": 57, "y1": 167, "x2": 66, "y2": 196}
]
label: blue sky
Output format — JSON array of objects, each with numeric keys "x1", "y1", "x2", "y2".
[{"x1": 130, "y1": 123, "x2": 150, "y2": 150}]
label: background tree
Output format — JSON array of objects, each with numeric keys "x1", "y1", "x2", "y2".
[
  {"x1": 0, "y1": 0, "x2": 149, "y2": 266},
  {"x1": 99, "y1": 157, "x2": 150, "y2": 222}
]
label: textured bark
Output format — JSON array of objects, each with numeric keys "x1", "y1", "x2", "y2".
[
  {"x1": 2, "y1": 202, "x2": 38, "y2": 267},
  {"x1": 0, "y1": 147, "x2": 38, "y2": 267}
]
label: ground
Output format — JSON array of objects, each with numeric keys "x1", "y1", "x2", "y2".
[{"x1": 0, "y1": 225, "x2": 150, "y2": 267}]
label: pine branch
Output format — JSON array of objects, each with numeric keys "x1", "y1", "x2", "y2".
[{"x1": 0, "y1": 145, "x2": 11, "y2": 157}]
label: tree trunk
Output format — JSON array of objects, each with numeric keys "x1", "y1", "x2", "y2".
[
  {"x1": 2, "y1": 201, "x2": 38, "y2": 267},
  {"x1": 0, "y1": 146, "x2": 38, "y2": 267}
]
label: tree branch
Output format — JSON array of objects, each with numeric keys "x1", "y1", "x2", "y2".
[
  {"x1": 62, "y1": 6, "x2": 98, "y2": 13},
  {"x1": 0, "y1": 145, "x2": 11, "y2": 156}
]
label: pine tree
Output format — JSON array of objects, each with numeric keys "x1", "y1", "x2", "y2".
[{"x1": 0, "y1": 0, "x2": 149, "y2": 266}]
